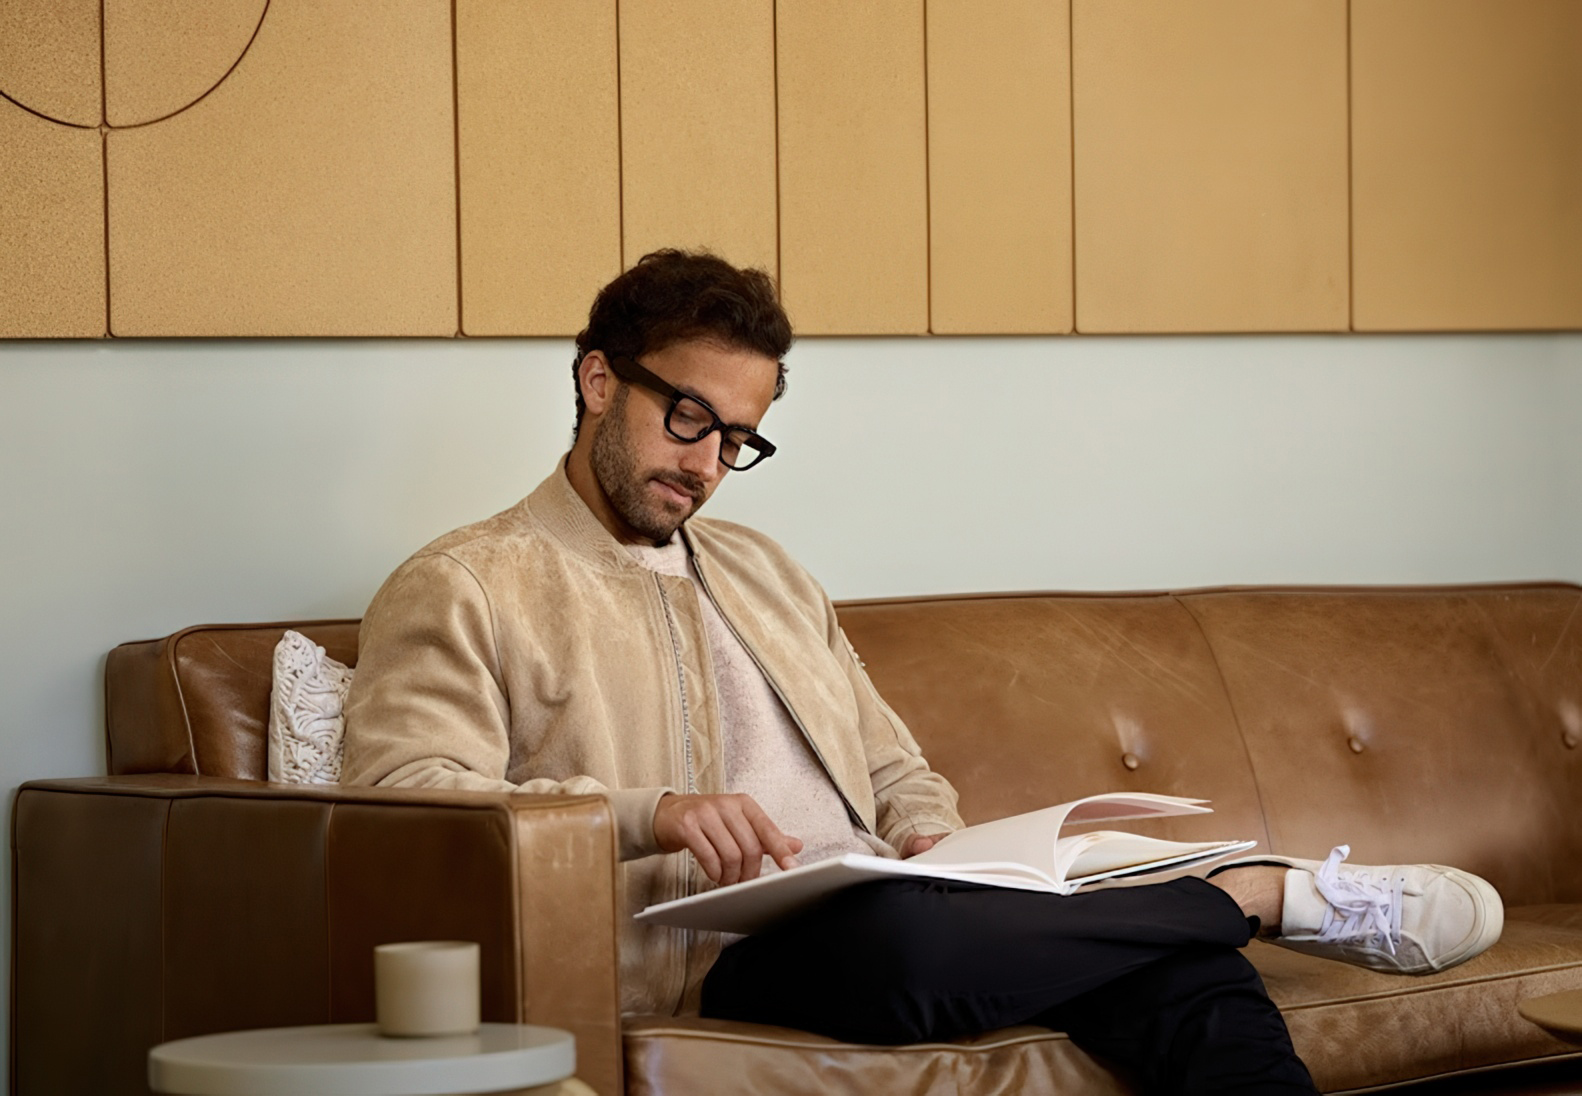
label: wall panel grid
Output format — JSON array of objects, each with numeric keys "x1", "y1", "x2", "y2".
[{"x1": 1, "y1": 1, "x2": 1578, "y2": 339}]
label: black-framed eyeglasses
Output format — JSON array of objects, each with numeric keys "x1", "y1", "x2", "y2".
[{"x1": 607, "y1": 356, "x2": 778, "y2": 471}]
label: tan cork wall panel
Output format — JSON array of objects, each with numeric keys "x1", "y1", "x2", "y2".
[
  {"x1": 105, "y1": 0, "x2": 457, "y2": 336},
  {"x1": 457, "y1": 0, "x2": 621, "y2": 336},
  {"x1": 927, "y1": 0, "x2": 1073, "y2": 335},
  {"x1": 1072, "y1": 0, "x2": 1350, "y2": 333},
  {"x1": 1352, "y1": 0, "x2": 1582, "y2": 331},
  {"x1": 103, "y1": 0, "x2": 268, "y2": 127},
  {"x1": 0, "y1": 0, "x2": 101, "y2": 126},
  {"x1": 0, "y1": 104, "x2": 105, "y2": 337},
  {"x1": 777, "y1": 0, "x2": 929, "y2": 335},
  {"x1": 619, "y1": 0, "x2": 778, "y2": 276}
]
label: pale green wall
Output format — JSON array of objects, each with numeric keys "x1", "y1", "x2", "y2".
[{"x1": 3, "y1": 332, "x2": 1580, "y2": 1083}]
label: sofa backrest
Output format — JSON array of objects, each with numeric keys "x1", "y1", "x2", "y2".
[
  {"x1": 104, "y1": 584, "x2": 1582, "y2": 905},
  {"x1": 839, "y1": 585, "x2": 1582, "y2": 907},
  {"x1": 106, "y1": 620, "x2": 359, "y2": 780}
]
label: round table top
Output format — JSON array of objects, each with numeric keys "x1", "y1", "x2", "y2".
[
  {"x1": 1518, "y1": 990, "x2": 1582, "y2": 1045},
  {"x1": 148, "y1": 1023, "x2": 575, "y2": 1096}
]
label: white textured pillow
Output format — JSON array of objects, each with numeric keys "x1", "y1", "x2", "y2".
[{"x1": 268, "y1": 629, "x2": 354, "y2": 784}]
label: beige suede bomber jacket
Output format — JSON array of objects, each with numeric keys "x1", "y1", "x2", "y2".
[{"x1": 342, "y1": 464, "x2": 964, "y2": 1015}]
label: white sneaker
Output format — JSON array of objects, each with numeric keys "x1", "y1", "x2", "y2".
[{"x1": 1246, "y1": 846, "x2": 1503, "y2": 974}]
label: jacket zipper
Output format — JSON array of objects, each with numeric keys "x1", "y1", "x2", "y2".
[
  {"x1": 654, "y1": 575, "x2": 697, "y2": 799},
  {"x1": 691, "y1": 555, "x2": 870, "y2": 835},
  {"x1": 652, "y1": 573, "x2": 696, "y2": 1013}
]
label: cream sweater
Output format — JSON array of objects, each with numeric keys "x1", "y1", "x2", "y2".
[{"x1": 626, "y1": 536, "x2": 893, "y2": 874}]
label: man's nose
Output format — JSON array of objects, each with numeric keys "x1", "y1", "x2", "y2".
[{"x1": 678, "y1": 432, "x2": 724, "y2": 481}]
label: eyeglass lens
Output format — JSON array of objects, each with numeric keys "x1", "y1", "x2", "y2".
[{"x1": 665, "y1": 395, "x2": 771, "y2": 470}]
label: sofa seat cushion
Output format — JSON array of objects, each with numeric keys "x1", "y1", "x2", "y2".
[
  {"x1": 622, "y1": 1018, "x2": 1126, "y2": 1096},
  {"x1": 622, "y1": 909, "x2": 1582, "y2": 1095},
  {"x1": 1252, "y1": 908, "x2": 1582, "y2": 1093}
]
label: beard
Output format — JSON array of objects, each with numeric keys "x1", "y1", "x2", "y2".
[{"x1": 590, "y1": 386, "x2": 706, "y2": 543}]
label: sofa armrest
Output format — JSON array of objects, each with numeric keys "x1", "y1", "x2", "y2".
[{"x1": 11, "y1": 776, "x2": 622, "y2": 1096}]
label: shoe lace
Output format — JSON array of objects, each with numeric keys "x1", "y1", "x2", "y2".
[{"x1": 1312, "y1": 845, "x2": 1404, "y2": 954}]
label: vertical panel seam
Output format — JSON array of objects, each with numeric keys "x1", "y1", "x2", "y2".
[
  {"x1": 324, "y1": 801, "x2": 336, "y2": 1022},
  {"x1": 508, "y1": 806, "x2": 527, "y2": 1024},
  {"x1": 100, "y1": 129, "x2": 112, "y2": 338},
  {"x1": 773, "y1": 0, "x2": 782, "y2": 291},
  {"x1": 922, "y1": 0, "x2": 933, "y2": 332},
  {"x1": 450, "y1": 0, "x2": 464, "y2": 337},
  {"x1": 1067, "y1": 0, "x2": 1078, "y2": 334},
  {"x1": 615, "y1": 0, "x2": 626, "y2": 270},
  {"x1": 1174, "y1": 594, "x2": 1279, "y2": 856},
  {"x1": 98, "y1": 0, "x2": 107, "y2": 125},
  {"x1": 1346, "y1": 0, "x2": 1356, "y2": 331},
  {"x1": 158, "y1": 797, "x2": 173, "y2": 1042},
  {"x1": 99, "y1": 0, "x2": 111, "y2": 337}
]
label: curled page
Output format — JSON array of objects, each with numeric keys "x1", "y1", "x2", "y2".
[{"x1": 908, "y1": 792, "x2": 1213, "y2": 877}]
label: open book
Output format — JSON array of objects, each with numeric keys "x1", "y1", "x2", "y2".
[{"x1": 636, "y1": 792, "x2": 1256, "y2": 935}]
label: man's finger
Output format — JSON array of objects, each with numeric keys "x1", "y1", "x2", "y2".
[
  {"x1": 718, "y1": 806, "x2": 768, "y2": 881},
  {"x1": 679, "y1": 811, "x2": 724, "y2": 883},
  {"x1": 695, "y1": 809, "x2": 747, "y2": 885},
  {"x1": 740, "y1": 796, "x2": 803, "y2": 870}
]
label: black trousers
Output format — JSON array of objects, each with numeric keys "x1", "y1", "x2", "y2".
[{"x1": 700, "y1": 877, "x2": 1318, "y2": 1096}]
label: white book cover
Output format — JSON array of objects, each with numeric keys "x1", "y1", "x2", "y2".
[{"x1": 636, "y1": 792, "x2": 1257, "y2": 935}]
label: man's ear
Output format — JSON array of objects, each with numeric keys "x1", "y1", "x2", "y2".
[{"x1": 578, "y1": 351, "x2": 617, "y2": 417}]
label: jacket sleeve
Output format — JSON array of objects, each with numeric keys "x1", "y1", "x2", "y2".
[
  {"x1": 342, "y1": 551, "x2": 672, "y2": 861},
  {"x1": 826, "y1": 601, "x2": 965, "y2": 852}
]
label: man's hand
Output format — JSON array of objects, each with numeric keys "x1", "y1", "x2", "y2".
[
  {"x1": 902, "y1": 832, "x2": 950, "y2": 858},
  {"x1": 652, "y1": 793, "x2": 804, "y2": 886}
]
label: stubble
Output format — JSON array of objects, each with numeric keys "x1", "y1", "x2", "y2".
[{"x1": 590, "y1": 385, "x2": 704, "y2": 543}]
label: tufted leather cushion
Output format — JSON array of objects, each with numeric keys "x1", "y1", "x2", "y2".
[
  {"x1": 835, "y1": 592, "x2": 1273, "y2": 846},
  {"x1": 834, "y1": 585, "x2": 1582, "y2": 908},
  {"x1": 1180, "y1": 588, "x2": 1582, "y2": 906}
]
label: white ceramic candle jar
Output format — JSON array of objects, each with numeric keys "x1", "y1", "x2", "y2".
[{"x1": 374, "y1": 941, "x2": 481, "y2": 1037}]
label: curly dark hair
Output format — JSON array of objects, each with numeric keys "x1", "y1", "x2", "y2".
[{"x1": 571, "y1": 249, "x2": 793, "y2": 438}]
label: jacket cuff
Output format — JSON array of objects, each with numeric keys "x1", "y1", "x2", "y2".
[{"x1": 607, "y1": 786, "x2": 677, "y2": 861}]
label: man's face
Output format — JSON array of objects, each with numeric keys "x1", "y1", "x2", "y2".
[{"x1": 586, "y1": 339, "x2": 779, "y2": 544}]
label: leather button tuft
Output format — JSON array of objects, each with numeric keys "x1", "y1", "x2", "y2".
[
  {"x1": 1564, "y1": 730, "x2": 1579, "y2": 750},
  {"x1": 1348, "y1": 736, "x2": 1365, "y2": 754},
  {"x1": 1121, "y1": 753, "x2": 1140, "y2": 771}
]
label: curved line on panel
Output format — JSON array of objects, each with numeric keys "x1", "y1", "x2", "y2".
[
  {"x1": 0, "y1": 87, "x2": 98, "y2": 129},
  {"x1": 108, "y1": 0, "x2": 271, "y2": 130}
]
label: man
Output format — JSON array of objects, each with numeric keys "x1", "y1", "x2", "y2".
[{"x1": 344, "y1": 250, "x2": 1501, "y2": 1095}]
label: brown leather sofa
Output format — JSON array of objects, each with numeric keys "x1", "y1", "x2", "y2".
[{"x1": 12, "y1": 583, "x2": 1582, "y2": 1095}]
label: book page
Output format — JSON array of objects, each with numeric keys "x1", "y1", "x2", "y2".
[
  {"x1": 1063, "y1": 794, "x2": 1209, "y2": 824},
  {"x1": 909, "y1": 792, "x2": 1212, "y2": 879},
  {"x1": 1055, "y1": 831, "x2": 1250, "y2": 880}
]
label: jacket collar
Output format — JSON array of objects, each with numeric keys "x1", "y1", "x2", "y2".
[{"x1": 525, "y1": 457, "x2": 710, "y2": 574}]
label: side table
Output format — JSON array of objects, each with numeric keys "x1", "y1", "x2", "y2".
[
  {"x1": 1518, "y1": 990, "x2": 1582, "y2": 1046},
  {"x1": 149, "y1": 1022, "x2": 584, "y2": 1096}
]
